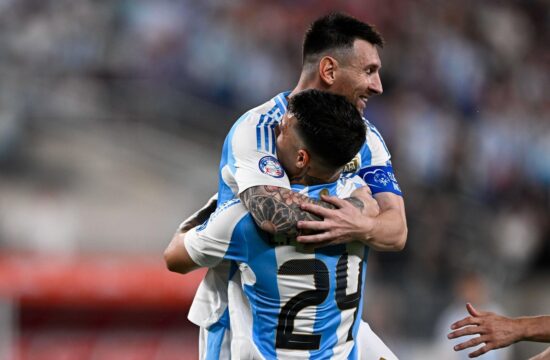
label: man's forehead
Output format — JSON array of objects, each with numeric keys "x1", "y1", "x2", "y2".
[{"x1": 351, "y1": 39, "x2": 381, "y2": 66}]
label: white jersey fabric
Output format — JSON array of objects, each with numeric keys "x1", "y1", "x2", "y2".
[
  {"x1": 188, "y1": 91, "x2": 402, "y2": 359},
  {"x1": 186, "y1": 178, "x2": 371, "y2": 359}
]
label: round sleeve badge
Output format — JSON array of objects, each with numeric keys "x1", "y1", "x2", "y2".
[{"x1": 258, "y1": 156, "x2": 285, "y2": 178}]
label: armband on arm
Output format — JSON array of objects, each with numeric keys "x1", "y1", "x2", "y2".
[{"x1": 357, "y1": 165, "x2": 402, "y2": 196}]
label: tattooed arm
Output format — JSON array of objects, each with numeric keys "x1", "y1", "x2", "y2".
[
  {"x1": 239, "y1": 185, "x2": 367, "y2": 237},
  {"x1": 240, "y1": 185, "x2": 330, "y2": 235}
]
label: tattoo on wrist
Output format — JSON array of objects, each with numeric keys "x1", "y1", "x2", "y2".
[{"x1": 241, "y1": 186, "x2": 335, "y2": 235}]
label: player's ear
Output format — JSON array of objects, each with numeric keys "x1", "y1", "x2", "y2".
[
  {"x1": 296, "y1": 149, "x2": 310, "y2": 169},
  {"x1": 274, "y1": 124, "x2": 281, "y2": 137},
  {"x1": 319, "y1": 56, "x2": 338, "y2": 85}
]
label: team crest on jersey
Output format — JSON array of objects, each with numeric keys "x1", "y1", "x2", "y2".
[{"x1": 258, "y1": 156, "x2": 284, "y2": 178}]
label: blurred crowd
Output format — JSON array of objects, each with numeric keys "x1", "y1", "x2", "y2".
[{"x1": 0, "y1": 0, "x2": 548, "y2": 355}]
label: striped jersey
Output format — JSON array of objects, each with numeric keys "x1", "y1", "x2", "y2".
[
  {"x1": 188, "y1": 91, "x2": 402, "y2": 357},
  {"x1": 185, "y1": 178, "x2": 369, "y2": 359},
  {"x1": 216, "y1": 91, "x2": 401, "y2": 205}
]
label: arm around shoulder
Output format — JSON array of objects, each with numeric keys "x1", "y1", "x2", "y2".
[
  {"x1": 240, "y1": 185, "x2": 332, "y2": 236},
  {"x1": 367, "y1": 191, "x2": 407, "y2": 251},
  {"x1": 292, "y1": 186, "x2": 407, "y2": 249}
]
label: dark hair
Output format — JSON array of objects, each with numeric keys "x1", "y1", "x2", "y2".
[
  {"x1": 303, "y1": 12, "x2": 384, "y2": 65},
  {"x1": 288, "y1": 89, "x2": 365, "y2": 169}
]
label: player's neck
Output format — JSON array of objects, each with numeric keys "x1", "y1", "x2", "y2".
[
  {"x1": 290, "y1": 169, "x2": 341, "y2": 187},
  {"x1": 289, "y1": 72, "x2": 326, "y2": 98}
]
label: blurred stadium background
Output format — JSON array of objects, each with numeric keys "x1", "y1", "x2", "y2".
[{"x1": 0, "y1": 0, "x2": 548, "y2": 359}]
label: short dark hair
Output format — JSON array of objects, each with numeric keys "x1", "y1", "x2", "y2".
[
  {"x1": 288, "y1": 89, "x2": 365, "y2": 169},
  {"x1": 303, "y1": 12, "x2": 384, "y2": 65}
]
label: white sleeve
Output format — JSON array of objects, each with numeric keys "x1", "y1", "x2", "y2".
[
  {"x1": 357, "y1": 320, "x2": 399, "y2": 360},
  {"x1": 364, "y1": 122, "x2": 392, "y2": 167},
  {"x1": 183, "y1": 200, "x2": 249, "y2": 268},
  {"x1": 357, "y1": 121, "x2": 403, "y2": 196},
  {"x1": 229, "y1": 117, "x2": 291, "y2": 195}
]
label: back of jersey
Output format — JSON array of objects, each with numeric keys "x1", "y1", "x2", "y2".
[{"x1": 232, "y1": 178, "x2": 369, "y2": 360}]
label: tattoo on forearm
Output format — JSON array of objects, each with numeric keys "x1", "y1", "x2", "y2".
[{"x1": 240, "y1": 186, "x2": 335, "y2": 235}]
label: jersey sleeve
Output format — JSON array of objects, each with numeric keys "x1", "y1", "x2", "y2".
[
  {"x1": 184, "y1": 200, "x2": 249, "y2": 268},
  {"x1": 357, "y1": 121, "x2": 403, "y2": 196},
  {"x1": 227, "y1": 115, "x2": 291, "y2": 195}
]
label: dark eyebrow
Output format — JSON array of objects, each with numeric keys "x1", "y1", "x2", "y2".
[{"x1": 365, "y1": 63, "x2": 381, "y2": 70}]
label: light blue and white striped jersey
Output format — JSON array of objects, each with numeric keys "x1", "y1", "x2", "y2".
[
  {"x1": 185, "y1": 177, "x2": 369, "y2": 360},
  {"x1": 216, "y1": 91, "x2": 401, "y2": 206},
  {"x1": 188, "y1": 91, "x2": 402, "y2": 359},
  {"x1": 217, "y1": 91, "x2": 291, "y2": 205}
]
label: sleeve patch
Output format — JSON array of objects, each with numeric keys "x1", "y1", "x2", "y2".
[{"x1": 258, "y1": 156, "x2": 285, "y2": 178}]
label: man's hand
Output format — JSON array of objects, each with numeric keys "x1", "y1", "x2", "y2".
[
  {"x1": 296, "y1": 186, "x2": 407, "y2": 251},
  {"x1": 295, "y1": 187, "x2": 379, "y2": 247},
  {"x1": 241, "y1": 184, "x2": 406, "y2": 251},
  {"x1": 350, "y1": 185, "x2": 380, "y2": 216},
  {"x1": 449, "y1": 304, "x2": 550, "y2": 358},
  {"x1": 448, "y1": 303, "x2": 523, "y2": 358}
]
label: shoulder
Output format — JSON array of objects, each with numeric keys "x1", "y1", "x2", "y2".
[
  {"x1": 363, "y1": 118, "x2": 388, "y2": 149},
  {"x1": 184, "y1": 200, "x2": 250, "y2": 268},
  {"x1": 231, "y1": 94, "x2": 287, "y2": 132},
  {"x1": 336, "y1": 176, "x2": 367, "y2": 197},
  {"x1": 360, "y1": 118, "x2": 392, "y2": 166},
  {"x1": 227, "y1": 93, "x2": 287, "y2": 155},
  {"x1": 197, "y1": 199, "x2": 249, "y2": 238}
]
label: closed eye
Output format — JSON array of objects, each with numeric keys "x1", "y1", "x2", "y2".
[{"x1": 365, "y1": 65, "x2": 380, "y2": 75}]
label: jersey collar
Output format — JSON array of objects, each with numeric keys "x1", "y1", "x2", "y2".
[{"x1": 274, "y1": 91, "x2": 290, "y2": 116}]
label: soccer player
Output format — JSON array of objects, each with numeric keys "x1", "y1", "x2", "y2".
[
  {"x1": 448, "y1": 303, "x2": 550, "y2": 359},
  {"x1": 176, "y1": 13, "x2": 406, "y2": 359},
  {"x1": 166, "y1": 89, "x2": 392, "y2": 359}
]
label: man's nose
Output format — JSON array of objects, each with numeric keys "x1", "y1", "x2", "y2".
[{"x1": 369, "y1": 73, "x2": 383, "y2": 95}]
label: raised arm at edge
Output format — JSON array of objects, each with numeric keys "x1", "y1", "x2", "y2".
[
  {"x1": 521, "y1": 315, "x2": 550, "y2": 343},
  {"x1": 240, "y1": 185, "x2": 336, "y2": 235}
]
